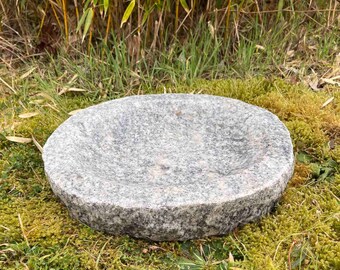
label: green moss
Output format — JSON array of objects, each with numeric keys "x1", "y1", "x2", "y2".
[{"x1": 1, "y1": 77, "x2": 339, "y2": 269}]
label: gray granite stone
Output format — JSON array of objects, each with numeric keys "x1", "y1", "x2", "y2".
[{"x1": 43, "y1": 94, "x2": 294, "y2": 241}]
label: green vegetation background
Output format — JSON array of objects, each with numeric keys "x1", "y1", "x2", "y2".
[{"x1": 1, "y1": 0, "x2": 340, "y2": 269}]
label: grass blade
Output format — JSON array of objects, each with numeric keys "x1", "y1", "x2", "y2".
[
  {"x1": 180, "y1": 0, "x2": 190, "y2": 13},
  {"x1": 19, "y1": 112, "x2": 40, "y2": 119},
  {"x1": 83, "y1": 8, "x2": 94, "y2": 42},
  {"x1": 5, "y1": 136, "x2": 32, "y2": 144},
  {"x1": 121, "y1": 0, "x2": 135, "y2": 28}
]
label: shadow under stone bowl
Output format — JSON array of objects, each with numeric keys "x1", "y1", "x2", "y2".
[{"x1": 43, "y1": 94, "x2": 294, "y2": 241}]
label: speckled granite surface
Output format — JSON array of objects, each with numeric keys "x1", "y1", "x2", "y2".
[{"x1": 43, "y1": 94, "x2": 294, "y2": 241}]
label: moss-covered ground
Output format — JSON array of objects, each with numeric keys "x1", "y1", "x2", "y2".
[{"x1": 1, "y1": 76, "x2": 339, "y2": 269}]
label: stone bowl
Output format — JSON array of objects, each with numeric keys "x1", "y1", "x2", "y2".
[{"x1": 43, "y1": 94, "x2": 294, "y2": 241}]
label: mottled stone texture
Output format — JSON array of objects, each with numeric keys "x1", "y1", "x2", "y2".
[{"x1": 43, "y1": 94, "x2": 294, "y2": 241}]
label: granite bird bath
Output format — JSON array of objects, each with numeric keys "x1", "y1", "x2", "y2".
[{"x1": 43, "y1": 94, "x2": 294, "y2": 241}]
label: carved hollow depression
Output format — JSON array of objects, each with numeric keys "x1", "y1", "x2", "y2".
[{"x1": 43, "y1": 94, "x2": 294, "y2": 241}]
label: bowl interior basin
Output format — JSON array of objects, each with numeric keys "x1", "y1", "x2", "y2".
[{"x1": 43, "y1": 94, "x2": 293, "y2": 208}]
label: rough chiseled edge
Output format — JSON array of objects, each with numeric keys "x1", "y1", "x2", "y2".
[
  {"x1": 43, "y1": 94, "x2": 295, "y2": 241},
  {"x1": 45, "y1": 160, "x2": 294, "y2": 241}
]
